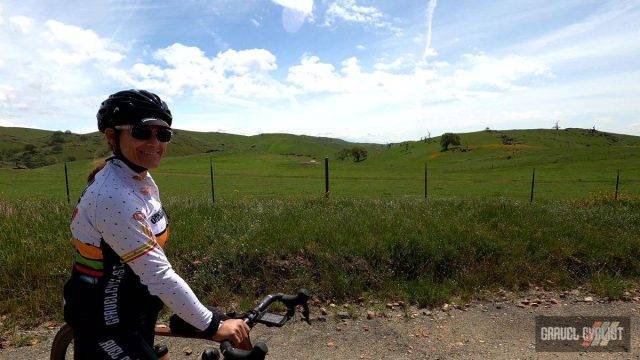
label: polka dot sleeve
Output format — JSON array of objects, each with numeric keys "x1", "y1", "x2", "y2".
[{"x1": 95, "y1": 196, "x2": 214, "y2": 331}]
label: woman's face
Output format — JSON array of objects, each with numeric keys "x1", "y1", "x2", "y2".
[{"x1": 107, "y1": 126, "x2": 168, "y2": 170}]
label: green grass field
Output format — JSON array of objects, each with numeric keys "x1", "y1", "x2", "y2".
[
  {"x1": 1, "y1": 127, "x2": 638, "y2": 200},
  {"x1": 2, "y1": 196, "x2": 640, "y2": 329}
]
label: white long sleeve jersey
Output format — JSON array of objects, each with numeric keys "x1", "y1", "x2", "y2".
[{"x1": 69, "y1": 157, "x2": 213, "y2": 331}]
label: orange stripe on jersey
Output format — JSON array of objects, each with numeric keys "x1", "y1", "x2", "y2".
[
  {"x1": 121, "y1": 239, "x2": 157, "y2": 263},
  {"x1": 156, "y1": 227, "x2": 170, "y2": 248},
  {"x1": 71, "y1": 237, "x2": 103, "y2": 260}
]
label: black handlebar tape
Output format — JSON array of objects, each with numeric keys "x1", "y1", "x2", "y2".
[
  {"x1": 281, "y1": 289, "x2": 310, "y2": 304},
  {"x1": 220, "y1": 340, "x2": 268, "y2": 360}
]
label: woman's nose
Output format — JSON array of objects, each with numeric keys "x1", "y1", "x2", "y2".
[{"x1": 147, "y1": 129, "x2": 161, "y2": 145}]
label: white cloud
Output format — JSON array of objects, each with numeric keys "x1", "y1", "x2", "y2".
[
  {"x1": 109, "y1": 43, "x2": 284, "y2": 101},
  {"x1": 0, "y1": 4, "x2": 4, "y2": 26},
  {"x1": 287, "y1": 55, "x2": 342, "y2": 93},
  {"x1": 42, "y1": 20, "x2": 124, "y2": 65},
  {"x1": 373, "y1": 54, "x2": 417, "y2": 72},
  {"x1": 324, "y1": 0, "x2": 402, "y2": 36},
  {"x1": 356, "y1": 44, "x2": 366, "y2": 50},
  {"x1": 0, "y1": 18, "x2": 125, "y2": 131},
  {"x1": 453, "y1": 54, "x2": 549, "y2": 90},
  {"x1": 113, "y1": 47, "x2": 551, "y2": 139},
  {"x1": 9, "y1": 15, "x2": 33, "y2": 34},
  {"x1": 217, "y1": 48, "x2": 278, "y2": 74},
  {"x1": 250, "y1": 18, "x2": 260, "y2": 27}
]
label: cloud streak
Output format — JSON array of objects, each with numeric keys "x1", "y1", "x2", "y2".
[
  {"x1": 324, "y1": 0, "x2": 402, "y2": 36},
  {"x1": 423, "y1": 0, "x2": 437, "y2": 59}
]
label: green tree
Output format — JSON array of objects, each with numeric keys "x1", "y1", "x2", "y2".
[
  {"x1": 350, "y1": 146, "x2": 368, "y2": 162},
  {"x1": 440, "y1": 133, "x2": 461, "y2": 151}
]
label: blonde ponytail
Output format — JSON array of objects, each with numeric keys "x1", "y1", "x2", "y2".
[{"x1": 87, "y1": 158, "x2": 108, "y2": 183}]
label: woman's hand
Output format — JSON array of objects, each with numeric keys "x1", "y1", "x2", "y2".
[{"x1": 212, "y1": 319, "x2": 251, "y2": 349}]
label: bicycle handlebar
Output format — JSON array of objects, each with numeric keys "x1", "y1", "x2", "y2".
[{"x1": 220, "y1": 288, "x2": 310, "y2": 360}]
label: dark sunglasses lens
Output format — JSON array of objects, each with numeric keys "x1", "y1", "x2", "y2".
[
  {"x1": 156, "y1": 129, "x2": 172, "y2": 142},
  {"x1": 130, "y1": 127, "x2": 172, "y2": 142},
  {"x1": 131, "y1": 127, "x2": 152, "y2": 140}
]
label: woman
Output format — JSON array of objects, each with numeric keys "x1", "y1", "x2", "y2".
[{"x1": 64, "y1": 89, "x2": 249, "y2": 359}]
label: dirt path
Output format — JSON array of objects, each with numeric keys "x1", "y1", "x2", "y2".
[{"x1": 2, "y1": 291, "x2": 640, "y2": 359}]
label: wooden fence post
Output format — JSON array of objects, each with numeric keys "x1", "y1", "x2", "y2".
[
  {"x1": 210, "y1": 157, "x2": 215, "y2": 205},
  {"x1": 64, "y1": 162, "x2": 70, "y2": 204},
  {"x1": 325, "y1": 157, "x2": 329, "y2": 198},
  {"x1": 615, "y1": 169, "x2": 620, "y2": 200},
  {"x1": 424, "y1": 162, "x2": 428, "y2": 201},
  {"x1": 530, "y1": 168, "x2": 535, "y2": 203}
]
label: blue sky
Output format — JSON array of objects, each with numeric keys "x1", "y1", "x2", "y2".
[{"x1": 0, "y1": 0, "x2": 639, "y2": 142}]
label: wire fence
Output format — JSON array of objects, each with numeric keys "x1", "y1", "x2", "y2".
[{"x1": 44, "y1": 157, "x2": 639, "y2": 205}]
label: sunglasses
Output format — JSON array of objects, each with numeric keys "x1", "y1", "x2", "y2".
[{"x1": 115, "y1": 125, "x2": 173, "y2": 143}]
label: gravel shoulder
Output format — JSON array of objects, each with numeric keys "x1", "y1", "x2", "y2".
[{"x1": 2, "y1": 290, "x2": 639, "y2": 359}]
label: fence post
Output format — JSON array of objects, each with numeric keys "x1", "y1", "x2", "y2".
[
  {"x1": 530, "y1": 168, "x2": 535, "y2": 203},
  {"x1": 64, "y1": 162, "x2": 70, "y2": 204},
  {"x1": 324, "y1": 157, "x2": 329, "y2": 198},
  {"x1": 615, "y1": 169, "x2": 620, "y2": 200},
  {"x1": 424, "y1": 162, "x2": 428, "y2": 201},
  {"x1": 210, "y1": 157, "x2": 215, "y2": 205}
]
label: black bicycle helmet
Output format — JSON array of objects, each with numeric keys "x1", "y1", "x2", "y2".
[{"x1": 97, "y1": 89, "x2": 172, "y2": 133}]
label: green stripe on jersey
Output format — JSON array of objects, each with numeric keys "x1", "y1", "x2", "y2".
[{"x1": 75, "y1": 252, "x2": 104, "y2": 270}]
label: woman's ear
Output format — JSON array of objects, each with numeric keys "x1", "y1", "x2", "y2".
[{"x1": 104, "y1": 129, "x2": 117, "y2": 151}]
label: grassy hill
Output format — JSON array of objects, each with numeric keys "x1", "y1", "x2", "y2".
[
  {"x1": 0, "y1": 126, "x2": 370, "y2": 168},
  {"x1": 0, "y1": 126, "x2": 638, "y2": 200}
]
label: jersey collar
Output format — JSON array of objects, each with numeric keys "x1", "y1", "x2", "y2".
[{"x1": 107, "y1": 156, "x2": 150, "y2": 181}]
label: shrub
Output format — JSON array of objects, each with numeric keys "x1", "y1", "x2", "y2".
[
  {"x1": 336, "y1": 148, "x2": 350, "y2": 160},
  {"x1": 49, "y1": 131, "x2": 65, "y2": 144},
  {"x1": 23, "y1": 144, "x2": 37, "y2": 153},
  {"x1": 499, "y1": 134, "x2": 515, "y2": 145}
]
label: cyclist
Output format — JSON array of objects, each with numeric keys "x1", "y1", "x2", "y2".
[{"x1": 63, "y1": 89, "x2": 250, "y2": 359}]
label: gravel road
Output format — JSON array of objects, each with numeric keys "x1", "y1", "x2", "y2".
[{"x1": 2, "y1": 290, "x2": 639, "y2": 359}]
